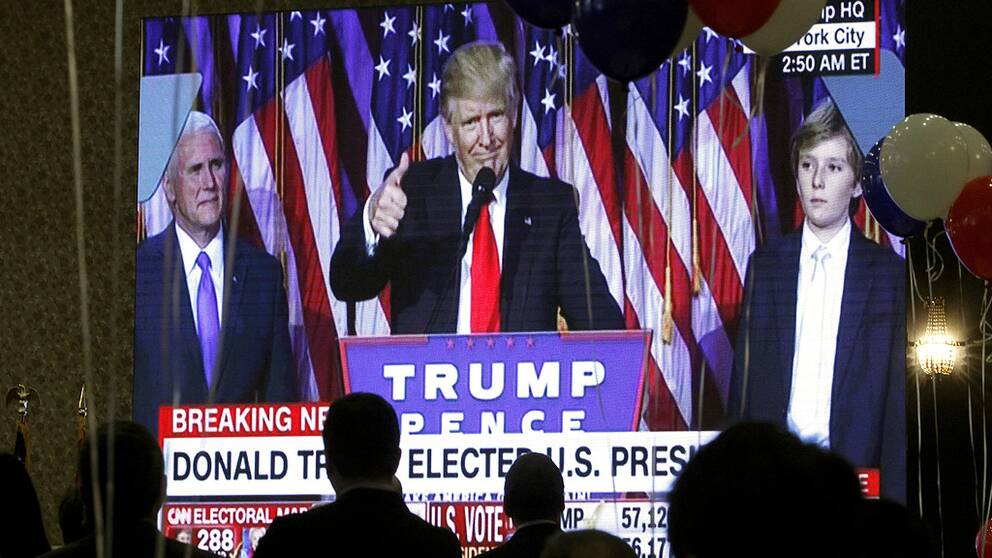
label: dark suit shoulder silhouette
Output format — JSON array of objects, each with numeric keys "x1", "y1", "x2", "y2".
[{"x1": 254, "y1": 488, "x2": 461, "y2": 558}]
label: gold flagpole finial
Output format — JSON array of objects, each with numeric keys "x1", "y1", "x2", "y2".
[{"x1": 5, "y1": 384, "x2": 39, "y2": 421}]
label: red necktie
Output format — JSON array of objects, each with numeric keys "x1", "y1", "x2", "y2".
[{"x1": 471, "y1": 200, "x2": 500, "y2": 332}]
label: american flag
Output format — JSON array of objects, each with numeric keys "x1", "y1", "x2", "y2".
[{"x1": 139, "y1": 2, "x2": 905, "y2": 428}]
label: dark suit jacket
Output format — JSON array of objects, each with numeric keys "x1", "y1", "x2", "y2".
[
  {"x1": 479, "y1": 523, "x2": 561, "y2": 558},
  {"x1": 253, "y1": 488, "x2": 461, "y2": 558},
  {"x1": 330, "y1": 156, "x2": 624, "y2": 334},
  {"x1": 728, "y1": 226, "x2": 907, "y2": 501},
  {"x1": 134, "y1": 223, "x2": 297, "y2": 433},
  {"x1": 40, "y1": 520, "x2": 215, "y2": 558}
]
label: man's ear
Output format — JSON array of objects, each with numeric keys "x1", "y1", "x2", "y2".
[
  {"x1": 162, "y1": 174, "x2": 176, "y2": 204},
  {"x1": 442, "y1": 117, "x2": 454, "y2": 145},
  {"x1": 853, "y1": 179, "x2": 863, "y2": 199}
]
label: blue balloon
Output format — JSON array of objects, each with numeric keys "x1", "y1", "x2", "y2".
[{"x1": 861, "y1": 139, "x2": 926, "y2": 238}]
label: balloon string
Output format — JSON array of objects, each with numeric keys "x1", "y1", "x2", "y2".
[
  {"x1": 906, "y1": 241, "x2": 924, "y2": 517},
  {"x1": 931, "y1": 378, "x2": 946, "y2": 558},
  {"x1": 981, "y1": 285, "x2": 991, "y2": 531},
  {"x1": 962, "y1": 262, "x2": 982, "y2": 518}
]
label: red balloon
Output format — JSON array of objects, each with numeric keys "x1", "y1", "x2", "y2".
[
  {"x1": 689, "y1": 0, "x2": 781, "y2": 38},
  {"x1": 947, "y1": 175, "x2": 992, "y2": 281},
  {"x1": 976, "y1": 520, "x2": 992, "y2": 556}
]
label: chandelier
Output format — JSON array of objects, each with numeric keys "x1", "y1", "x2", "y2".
[{"x1": 915, "y1": 297, "x2": 962, "y2": 376}]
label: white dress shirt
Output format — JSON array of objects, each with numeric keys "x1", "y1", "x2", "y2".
[
  {"x1": 787, "y1": 218, "x2": 850, "y2": 447},
  {"x1": 363, "y1": 167, "x2": 510, "y2": 333},
  {"x1": 175, "y1": 225, "x2": 225, "y2": 333}
]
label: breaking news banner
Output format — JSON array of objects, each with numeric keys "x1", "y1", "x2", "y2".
[
  {"x1": 160, "y1": 406, "x2": 714, "y2": 497},
  {"x1": 777, "y1": 0, "x2": 879, "y2": 75}
]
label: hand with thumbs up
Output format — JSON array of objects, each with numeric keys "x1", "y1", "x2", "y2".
[{"x1": 368, "y1": 152, "x2": 410, "y2": 239}]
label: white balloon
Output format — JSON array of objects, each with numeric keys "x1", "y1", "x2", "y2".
[
  {"x1": 880, "y1": 113, "x2": 970, "y2": 221},
  {"x1": 742, "y1": 0, "x2": 828, "y2": 56},
  {"x1": 953, "y1": 122, "x2": 992, "y2": 181}
]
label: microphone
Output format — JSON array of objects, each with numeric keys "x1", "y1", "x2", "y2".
[
  {"x1": 427, "y1": 167, "x2": 498, "y2": 332},
  {"x1": 458, "y1": 167, "x2": 497, "y2": 258}
]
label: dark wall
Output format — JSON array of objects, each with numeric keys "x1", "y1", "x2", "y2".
[{"x1": 905, "y1": 1, "x2": 992, "y2": 556}]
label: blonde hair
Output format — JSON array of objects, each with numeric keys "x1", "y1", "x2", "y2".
[
  {"x1": 440, "y1": 41, "x2": 519, "y2": 123},
  {"x1": 790, "y1": 99, "x2": 861, "y2": 180}
]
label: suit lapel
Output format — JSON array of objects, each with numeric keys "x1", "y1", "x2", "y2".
[
  {"x1": 423, "y1": 157, "x2": 463, "y2": 332},
  {"x1": 831, "y1": 229, "x2": 873, "y2": 403},
  {"x1": 773, "y1": 233, "x2": 802, "y2": 398},
  {"x1": 213, "y1": 236, "x2": 247, "y2": 396},
  {"x1": 501, "y1": 167, "x2": 533, "y2": 330}
]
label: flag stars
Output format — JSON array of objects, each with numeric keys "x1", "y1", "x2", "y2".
[
  {"x1": 242, "y1": 65, "x2": 259, "y2": 91},
  {"x1": 250, "y1": 24, "x2": 268, "y2": 49},
  {"x1": 461, "y1": 5, "x2": 473, "y2": 25},
  {"x1": 428, "y1": 73, "x2": 442, "y2": 98},
  {"x1": 154, "y1": 39, "x2": 171, "y2": 66},
  {"x1": 279, "y1": 38, "x2": 295, "y2": 61},
  {"x1": 397, "y1": 106, "x2": 414, "y2": 131},
  {"x1": 403, "y1": 64, "x2": 417, "y2": 89},
  {"x1": 310, "y1": 13, "x2": 327, "y2": 36},
  {"x1": 893, "y1": 25, "x2": 905, "y2": 50},
  {"x1": 375, "y1": 55, "x2": 392, "y2": 81},
  {"x1": 289, "y1": 11, "x2": 302, "y2": 21},
  {"x1": 541, "y1": 88, "x2": 557, "y2": 114},
  {"x1": 678, "y1": 51, "x2": 692, "y2": 75},
  {"x1": 529, "y1": 42, "x2": 546, "y2": 67},
  {"x1": 545, "y1": 46, "x2": 558, "y2": 72},
  {"x1": 380, "y1": 12, "x2": 396, "y2": 38},
  {"x1": 696, "y1": 62, "x2": 713, "y2": 86},
  {"x1": 703, "y1": 26, "x2": 719, "y2": 42},
  {"x1": 408, "y1": 20, "x2": 422, "y2": 46},
  {"x1": 674, "y1": 95, "x2": 690, "y2": 120},
  {"x1": 444, "y1": 3, "x2": 455, "y2": 11},
  {"x1": 434, "y1": 30, "x2": 451, "y2": 54}
]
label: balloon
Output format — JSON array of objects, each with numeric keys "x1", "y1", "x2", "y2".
[
  {"x1": 946, "y1": 175, "x2": 992, "y2": 281},
  {"x1": 954, "y1": 122, "x2": 992, "y2": 181},
  {"x1": 503, "y1": 0, "x2": 573, "y2": 30},
  {"x1": 861, "y1": 139, "x2": 926, "y2": 238},
  {"x1": 742, "y1": 0, "x2": 827, "y2": 56},
  {"x1": 977, "y1": 520, "x2": 992, "y2": 558},
  {"x1": 880, "y1": 113, "x2": 969, "y2": 221},
  {"x1": 671, "y1": 6, "x2": 704, "y2": 59},
  {"x1": 689, "y1": 0, "x2": 780, "y2": 38},
  {"x1": 575, "y1": 0, "x2": 689, "y2": 83}
]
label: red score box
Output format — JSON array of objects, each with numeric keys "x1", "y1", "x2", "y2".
[
  {"x1": 856, "y1": 468, "x2": 880, "y2": 499},
  {"x1": 424, "y1": 501, "x2": 513, "y2": 553}
]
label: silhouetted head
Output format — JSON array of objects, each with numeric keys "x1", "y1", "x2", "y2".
[
  {"x1": 504, "y1": 452, "x2": 565, "y2": 524},
  {"x1": 541, "y1": 529, "x2": 636, "y2": 558},
  {"x1": 668, "y1": 422, "x2": 862, "y2": 558},
  {"x1": 79, "y1": 421, "x2": 165, "y2": 524},
  {"x1": 322, "y1": 393, "x2": 402, "y2": 490},
  {"x1": 0, "y1": 452, "x2": 50, "y2": 557}
]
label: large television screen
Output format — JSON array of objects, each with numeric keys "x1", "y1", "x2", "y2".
[{"x1": 135, "y1": 2, "x2": 907, "y2": 555}]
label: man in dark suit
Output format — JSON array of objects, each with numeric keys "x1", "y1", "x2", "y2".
[
  {"x1": 481, "y1": 453, "x2": 564, "y2": 558},
  {"x1": 41, "y1": 421, "x2": 215, "y2": 558},
  {"x1": 253, "y1": 393, "x2": 461, "y2": 557},
  {"x1": 728, "y1": 99, "x2": 906, "y2": 501},
  {"x1": 330, "y1": 42, "x2": 623, "y2": 334},
  {"x1": 134, "y1": 111, "x2": 297, "y2": 433}
]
